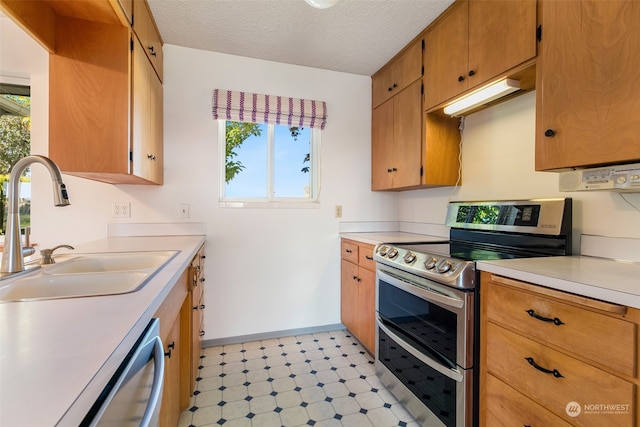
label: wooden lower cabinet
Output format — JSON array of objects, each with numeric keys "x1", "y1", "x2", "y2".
[
  {"x1": 155, "y1": 244, "x2": 206, "y2": 427},
  {"x1": 340, "y1": 239, "x2": 376, "y2": 353},
  {"x1": 480, "y1": 272, "x2": 640, "y2": 427}
]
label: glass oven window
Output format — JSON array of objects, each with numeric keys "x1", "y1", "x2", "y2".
[
  {"x1": 378, "y1": 279, "x2": 457, "y2": 367},
  {"x1": 379, "y1": 328, "x2": 456, "y2": 427}
]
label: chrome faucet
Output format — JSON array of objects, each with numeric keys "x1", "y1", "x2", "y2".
[{"x1": 1, "y1": 155, "x2": 70, "y2": 274}]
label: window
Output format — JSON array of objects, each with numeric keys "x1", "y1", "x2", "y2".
[
  {"x1": 219, "y1": 120, "x2": 320, "y2": 204},
  {"x1": 212, "y1": 89, "x2": 327, "y2": 206},
  {"x1": 0, "y1": 83, "x2": 31, "y2": 235}
]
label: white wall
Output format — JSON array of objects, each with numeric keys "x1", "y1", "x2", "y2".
[{"x1": 399, "y1": 91, "x2": 640, "y2": 243}]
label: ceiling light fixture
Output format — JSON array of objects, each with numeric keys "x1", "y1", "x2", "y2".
[
  {"x1": 443, "y1": 78, "x2": 521, "y2": 116},
  {"x1": 304, "y1": 0, "x2": 339, "y2": 9}
]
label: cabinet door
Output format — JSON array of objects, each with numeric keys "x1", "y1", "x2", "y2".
[
  {"x1": 132, "y1": 37, "x2": 164, "y2": 184},
  {"x1": 424, "y1": 0, "x2": 468, "y2": 109},
  {"x1": 536, "y1": 0, "x2": 640, "y2": 170},
  {"x1": 357, "y1": 267, "x2": 376, "y2": 353},
  {"x1": 49, "y1": 17, "x2": 130, "y2": 177},
  {"x1": 340, "y1": 259, "x2": 359, "y2": 334},
  {"x1": 160, "y1": 318, "x2": 181, "y2": 427},
  {"x1": 392, "y1": 79, "x2": 423, "y2": 189},
  {"x1": 132, "y1": 0, "x2": 163, "y2": 80},
  {"x1": 468, "y1": 0, "x2": 536, "y2": 88},
  {"x1": 371, "y1": 99, "x2": 395, "y2": 190}
]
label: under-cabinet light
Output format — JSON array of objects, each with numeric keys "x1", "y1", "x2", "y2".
[
  {"x1": 304, "y1": 0, "x2": 339, "y2": 8},
  {"x1": 443, "y1": 78, "x2": 521, "y2": 116}
]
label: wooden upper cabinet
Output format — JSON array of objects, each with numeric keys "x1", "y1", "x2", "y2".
[
  {"x1": 424, "y1": 1, "x2": 468, "y2": 110},
  {"x1": 372, "y1": 39, "x2": 423, "y2": 108},
  {"x1": 44, "y1": 0, "x2": 164, "y2": 184},
  {"x1": 371, "y1": 80, "x2": 423, "y2": 190},
  {"x1": 49, "y1": 17, "x2": 132, "y2": 181},
  {"x1": 132, "y1": 0, "x2": 163, "y2": 81},
  {"x1": 132, "y1": 37, "x2": 164, "y2": 184},
  {"x1": 424, "y1": 0, "x2": 537, "y2": 110},
  {"x1": 536, "y1": 0, "x2": 640, "y2": 170}
]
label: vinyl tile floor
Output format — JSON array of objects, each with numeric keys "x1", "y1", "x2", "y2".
[{"x1": 177, "y1": 329, "x2": 420, "y2": 427}]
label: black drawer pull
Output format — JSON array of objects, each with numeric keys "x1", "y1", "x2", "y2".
[
  {"x1": 524, "y1": 357, "x2": 563, "y2": 378},
  {"x1": 365, "y1": 256, "x2": 373, "y2": 260},
  {"x1": 165, "y1": 341, "x2": 175, "y2": 358},
  {"x1": 345, "y1": 249, "x2": 352, "y2": 253},
  {"x1": 525, "y1": 309, "x2": 564, "y2": 326},
  {"x1": 199, "y1": 330, "x2": 205, "y2": 337}
]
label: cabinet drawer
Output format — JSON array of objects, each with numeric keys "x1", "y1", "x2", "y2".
[
  {"x1": 486, "y1": 322, "x2": 634, "y2": 427},
  {"x1": 358, "y1": 244, "x2": 376, "y2": 271},
  {"x1": 341, "y1": 240, "x2": 358, "y2": 264},
  {"x1": 485, "y1": 281, "x2": 636, "y2": 376},
  {"x1": 484, "y1": 373, "x2": 572, "y2": 427}
]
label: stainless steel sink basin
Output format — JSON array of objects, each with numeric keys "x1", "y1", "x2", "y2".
[{"x1": 0, "y1": 250, "x2": 178, "y2": 302}]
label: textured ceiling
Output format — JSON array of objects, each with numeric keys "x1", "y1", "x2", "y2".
[{"x1": 146, "y1": 0, "x2": 455, "y2": 76}]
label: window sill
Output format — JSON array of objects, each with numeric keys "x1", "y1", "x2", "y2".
[{"x1": 219, "y1": 200, "x2": 320, "y2": 209}]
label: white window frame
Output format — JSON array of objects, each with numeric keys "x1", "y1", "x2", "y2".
[{"x1": 218, "y1": 120, "x2": 321, "y2": 208}]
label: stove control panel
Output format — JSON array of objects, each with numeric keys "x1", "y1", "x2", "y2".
[{"x1": 373, "y1": 244, "x2": 475, "y2": 290}]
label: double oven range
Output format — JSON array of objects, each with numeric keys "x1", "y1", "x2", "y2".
[{"x1": 373, "y1": 198, "x2": 572, "y2": 427}]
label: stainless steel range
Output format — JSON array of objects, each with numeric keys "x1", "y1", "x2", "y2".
[{"x1": 374, "y1": 198, "x2": 572, "y2": 427}]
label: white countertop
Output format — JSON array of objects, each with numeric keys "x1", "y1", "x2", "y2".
[
  {"x1": 477, "y1": 256, "x2": 640, "y2": 309},
  {"x1": 0, "y1": 235, "x2": 205, "y2": 427},
  {"x1": 339, "y1": 231, "x2": 447, "y2": 246}
]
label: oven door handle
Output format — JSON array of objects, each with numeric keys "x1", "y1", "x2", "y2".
[
  {"x1": 378, "y1": 319, "x2": 464, "y2": 383},
  {"x1": 377, "y1": 269, "x2": 464, "y2": 309}
]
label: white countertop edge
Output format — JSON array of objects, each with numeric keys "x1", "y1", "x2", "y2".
[
  {"x1": 477, "y1": 261, "x2": 640, "y2": 310},
  {"x1": 339, "y1": 231, "x2": 447, "y2": 246}
]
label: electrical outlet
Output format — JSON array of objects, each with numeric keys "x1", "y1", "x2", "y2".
[
  {"x1": 335, "y1": 205, "x2": 343, "y2": 218},
  {"x1": 112, "y1": 202, "x2": 130, "y2": 218},
  {"x1": 179, "y1": 203, "x2": 189, "y2": 219}
]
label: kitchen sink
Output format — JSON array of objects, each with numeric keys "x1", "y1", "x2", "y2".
[
  {"x1": 0, "y1": 250, "x2": 178, "y2": 302},
  {"x1": 44, "y1": 251, "x2": 177, "y2": 274}
]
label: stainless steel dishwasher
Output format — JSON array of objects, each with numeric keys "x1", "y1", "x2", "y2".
[{"x1": 80, "y1": 318, "x2": 165, "y2": 427}]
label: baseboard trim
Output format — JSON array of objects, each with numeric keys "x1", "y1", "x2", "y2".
[{"x1": 202, "y1": 323, "x2": 346, "y2": 348}]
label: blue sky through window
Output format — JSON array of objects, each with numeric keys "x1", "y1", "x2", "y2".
[{"x1": 225, "y1": 124, "x2": 311, "y2": 199}]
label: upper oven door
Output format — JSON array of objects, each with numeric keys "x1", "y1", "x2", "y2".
[{"x1": 376, "y1": 266, "x2": 474, "y2": 369}]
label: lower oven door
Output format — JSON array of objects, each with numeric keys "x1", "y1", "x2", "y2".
[{"x1": 376, "y1": 267, "x2": 474, "y2": 427}]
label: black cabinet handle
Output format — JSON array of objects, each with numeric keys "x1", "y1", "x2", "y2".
[
  {"x1": 201, "y1": 255, "x2": 206, "y2": 259},
  {"x1": 200, "y1": 277, "x2": 206, "y2": 283},
  {"x1": 200, "y1": 304, "x2": 205, "y2": 310},
  {"x1": 148, "y1": 45, "x2": 157, "y2": 57},
  {"x1": 458, "y1": 75, "x2": 465, "y2": 82},
  {"x1": 345, "y1": 249, "x2": 352, "y2": 253},
  {"x1": 387, "y1": 168, "x2": 393, "y2": 173},
  {"x1": 544, "y1": 129, "x2": 556, "y2": 137},
  {"x1": 468, "y1": 69, "x2": 476, "y2": 77},
  {"x1": 525, "y1": 309, "x2": 564, "y2": 326},
  {"x1": 524, "y1": 357, "x2": 563, "y2": 378},
  {"x1": 199, "y1": 330, "x2": 205, "y2": 337},
  {"x1": 366, "y1": 256, "x2": 373, "y2": 260},
  {"x1": 392, "y1": 167, "x2": 397, "y2": 172},
  {"x1": 165, "y1": 341, "x2": 175, "y2": 358}
]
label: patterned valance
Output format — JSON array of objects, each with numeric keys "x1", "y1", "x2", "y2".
[{"x1": 212, "y1": 89, "x2": 327, "y2": 129}]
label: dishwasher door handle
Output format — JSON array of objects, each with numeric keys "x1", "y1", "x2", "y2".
[{"x1": 141, "y1": 336, "x2": 165, "y2": 427}]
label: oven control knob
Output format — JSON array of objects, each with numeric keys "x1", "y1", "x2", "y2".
[
  {"x1": 387, "y1": 248, "x2": 399, "y2": 259},
  {"x1": 378, "y1": 245, "x2": 389, "y2": 256},
  {"x1": 404, "y1": 252, "x2": 416, "y2": 264},
  {"x1": 424, "y1": 257, "x2": 438, "y2": 269},
  {"x1": 437, "y1": 261, "x2": 452, "y2": 273}
]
